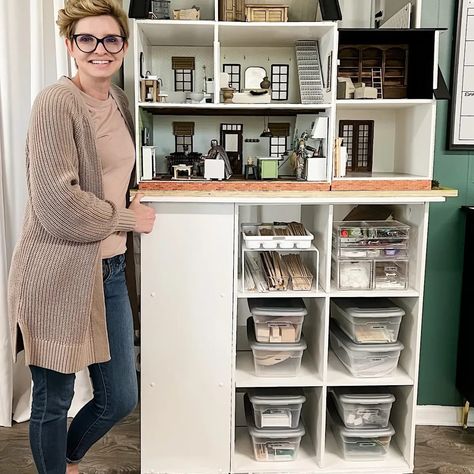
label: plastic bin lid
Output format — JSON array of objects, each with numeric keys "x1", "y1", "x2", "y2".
[
  {"x1": 331, "y1": 324, "x2": 404, "y2": 352},
  {"x1": 334, "y1": 417, "x2": 395, "y2": 438},
  {"x1": 332, "y1": 298, "x2": 405, "y2": 319},
  {"x1": 248, "y1": 420, "x2": 306, "y2": 438},
  {"x1": 248, "y1": 298, "x2": 308, "y2": 317},
  {"x1": 248, "y1": 319, "x2": 307, "y2": 351},
  {"x1": 330, "y1": 387, "x2": 395, "y2": 405},
  {"x1": 248, "y1": 388, "x2": 306, "y2": 405}
]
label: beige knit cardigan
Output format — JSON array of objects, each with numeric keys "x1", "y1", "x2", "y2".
[{"x1": 8, "y1": 77, "x2": 136, "y2": 374}]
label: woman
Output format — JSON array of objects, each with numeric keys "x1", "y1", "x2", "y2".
[{"x1": 7, "y1": 1, "x2": 155, "y2": 472}]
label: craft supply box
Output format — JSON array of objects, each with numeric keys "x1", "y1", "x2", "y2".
[
  {"x1": 329, "y1": 388, "x2": 395, "y2": 429},
  {"x1": 248, "y1": 298, "x2": 307, "y2": 343},
  {"x1": 329, "y1": 409, "x2": 395, "y2": 461},
  {"x1": 330, "y1": 298, "x2": 405, "y2": 344},
  {"x1": 329, "y1": 324, "x2": 404, "y2": 377},
  {"x1": 248, "y1": 320, "x2": 307, "y2": 377}
]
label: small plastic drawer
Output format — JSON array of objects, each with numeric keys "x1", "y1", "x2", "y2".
[
  {"x1": 329, "y1": 409, "x2": 395, "y2": 461},
  {"x1": 330, "y1": 298, "x2": 405, "y2": 344},
  {"x1": 332, "y1": 258, "x2": 372, "y2": 290},
  {"x1": 247, "y1": 389, "x2": 306, "y2": 429},
  {"x1": 374, "y1": 260, "x2": 408, "y2": 289},
  {"x1": 333, "y1": 220, "x2": 410, "y2": 241},
  {"x1": 249, "y1": 298, "x2": 307, "y2": 343},
  {"x1": 248, "y1": 320, "x2": 307, "y2": 377},
  {"x1": 329, "y1": 388, "x2": 395, "y2": 428},
  {"x1": 241, "y1": 223, "x2": 314, "y2": 250},
  {"x1": 329, "y1": 324, "x2": 403, "y2": 378}
]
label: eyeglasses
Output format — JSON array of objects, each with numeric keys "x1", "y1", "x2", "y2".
[{"x1": 72, "y1": 34, "x2": 126, "y2": 54}]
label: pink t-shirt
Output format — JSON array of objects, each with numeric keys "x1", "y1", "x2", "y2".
[{"x1": 80, "y1": 90, "x2": 135, "y2": 259}]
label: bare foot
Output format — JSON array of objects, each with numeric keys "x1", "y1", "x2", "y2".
[{"x1": 66, "y1": 463, "x2": 79, "y2": 474}]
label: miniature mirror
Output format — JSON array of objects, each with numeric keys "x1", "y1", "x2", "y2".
[{"x1": 244, "y1": 66, "x2": 267, "y2": 89}]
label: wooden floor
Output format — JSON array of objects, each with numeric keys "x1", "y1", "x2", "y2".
[{"x1": 0, "y1": 408, "x2": 473, "y2": 473}]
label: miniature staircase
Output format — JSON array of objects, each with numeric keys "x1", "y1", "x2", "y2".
[
  {"x1": 295, "y1": 40, "x2": 325, "y2": 104},
  {"x1": 371, "y1": 67, "x2": 383, "y2": 99}
]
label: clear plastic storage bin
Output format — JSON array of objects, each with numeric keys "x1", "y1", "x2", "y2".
[
  {"x1": 248, "y1": 320, "x2": 307, "y2": 377},
  {"x1": 248, "y1": 389, "x2": 306, "y2": 429},
  {"x1": 329, "y1": 409, "x2": 395, "y2": 461},
  {"x1": 329, "y1": 388, "x2": 395, "y2": 428},
  {"x1": 248, "y1": 298, "x2": 307, "y2": 343},
  {"x1": 247, "y1": 413, "x2": 306, "y2": 461},
  {"x1": 331, "y1": 298, "x2": 405, "y2": 344},
  {"x1": 330, "y1": 324, "x2": 404, "y2": 377}
]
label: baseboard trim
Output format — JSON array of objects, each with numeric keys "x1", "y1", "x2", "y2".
[{"x1": 417, "y1": 405, "x2": 474, "y2": 427}]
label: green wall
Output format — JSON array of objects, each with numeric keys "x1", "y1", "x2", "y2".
[{"x1": 418, "y1": 0, "x2": 474, "y2": 405}]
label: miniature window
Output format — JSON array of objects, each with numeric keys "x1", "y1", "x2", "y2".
[
  {"x1": 173, "y1": 122, "x2": 194, "y2": 153},
  {"x1": 223, "y1": 64, "x2": 241, "y2": 91},
  {"x1": 339, "y1": 120, "x2": 374, "y2": 172},
  {"x1": 268, "y1": 122, "x2": 290, "y2": 157},
  {"x1": 271, "y1": 64, "x2": 289, "y2": 101},
  {"x1": 172, "y1": 56, "x2": 195, "y2": 92}
]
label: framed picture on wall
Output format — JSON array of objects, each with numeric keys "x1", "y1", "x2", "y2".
[{"x1": 449, "y1": 0, "x2": 474, "y2": 150}]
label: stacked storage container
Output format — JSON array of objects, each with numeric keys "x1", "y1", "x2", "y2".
[
  {"x1": 328, "y1": 297, "x2": 403, "y2": 460},
  {"x1": 245, "y1": 390, "x2": 306, "y2": 462},
  {"x1": 247, "y1": 298, "x2": 308, "y2": 377},
  {"x1": 329, "y1": 298, "x2": 405, "y2": 377},
  {"x1": 328, "y1": 388, "x2": 396, "y2": 461},
  {"x1": 332, "y1": 220, "x2": 410, "y2": 290},
  {"x1": 245, "y1": 298, "x2": 309, "y2": 461}
]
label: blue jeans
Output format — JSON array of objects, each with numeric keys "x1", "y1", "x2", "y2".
[{"x1": 29, "y1": 254, "x2": 138, "y2": 474}]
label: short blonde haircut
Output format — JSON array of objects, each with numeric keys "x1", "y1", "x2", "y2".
[{"x1": 57, "y1": 0, "x2": 129, "y2": 39}]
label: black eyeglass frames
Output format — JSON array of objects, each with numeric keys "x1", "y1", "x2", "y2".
[{"x1": 72, "y1": 34, "x2": 126, "y2": 54}]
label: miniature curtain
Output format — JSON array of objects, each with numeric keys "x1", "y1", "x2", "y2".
[{"x1": 171, "y1": 57, "x2": 195, "y2": 70}]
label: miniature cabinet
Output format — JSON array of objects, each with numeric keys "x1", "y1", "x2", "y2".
[
  {"x1": 245, "y1": 4, "x2": 289, "y2": 22},
  {"x1": 130, "y1": 1, "x2": 452, "y2": 473},
  {"x1": 220, "y1": 0, "x2": 245, "y2": 21}
]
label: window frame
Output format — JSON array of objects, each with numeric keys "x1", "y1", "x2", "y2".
[
  {"x1": 270, "y1": 64, "x2": 289, "y2": 101},
  {"x1": 174, "y1": 68, "x2": 193, "y2": 92},
  {"x1": 222, "y1": 64, "x2": 241, "y2": 91}
]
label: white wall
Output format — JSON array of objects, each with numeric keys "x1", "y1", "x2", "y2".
[
  {"x1": 151, "y1": 46, "x2": 213, "y2": 102},
  {"x1": 220, "y1": 47, "x2": 299, "y2": 102},
  {"x1": 335, "y1": 109, "x2": 397, "y2": 173},
  {"x1": 338, "y1": 0, "x2": 374, "y2": 28}
]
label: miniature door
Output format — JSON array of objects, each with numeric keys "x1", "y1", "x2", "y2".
[
  {"x1": 220, "y1": 0, "x2": 245, "y2": 21},
  {"x1": 220, "y1": 123, "x2": 243, "y2": 174},
  {"x1": 338, "y1": 120, "x2": 374, "y2": 173}
]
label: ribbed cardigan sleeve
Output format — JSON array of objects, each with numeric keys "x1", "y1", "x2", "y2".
[{"x1": 28, "y1": 86, "x2": 136, "y2": 243}]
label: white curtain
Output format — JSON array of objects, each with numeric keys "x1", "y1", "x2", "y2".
[{"x1": 0, "y1": 0, "x2": 93, "y2": 427}]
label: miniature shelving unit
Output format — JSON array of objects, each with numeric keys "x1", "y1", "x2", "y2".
[{"x1": 132, "y1": 1, "x2": 453, "y2": 473}]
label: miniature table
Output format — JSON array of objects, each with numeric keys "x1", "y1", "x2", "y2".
[{"x1": 172, "y1": 164, "x2": 193, "y2": 179}]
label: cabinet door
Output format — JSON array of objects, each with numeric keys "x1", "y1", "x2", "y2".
[
  {"x1": 234, "y1": 0, "x2": 245, "y2": 21},
  {"x1": 141, "y1": 203, "x2": 235, "y2": 474},
  {"x1": 248, "y1": 7, "x2": 267, "y2": 21},
  {"x1": 268, "y1": 8, "x2": 285, "y2": 22}
]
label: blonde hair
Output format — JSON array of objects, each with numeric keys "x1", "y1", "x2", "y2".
[{"x1": 57, "y1": 0, "x2": 129, "y2": 39}]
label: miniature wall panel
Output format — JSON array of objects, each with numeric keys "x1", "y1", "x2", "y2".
[{"x1": 394, "y1": 103, "x2": 435, "y2": 178}]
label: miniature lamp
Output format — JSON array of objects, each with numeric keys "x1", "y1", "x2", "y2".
[{"x1": 260, "y1": 116, "x2": 273, "y2": 138}]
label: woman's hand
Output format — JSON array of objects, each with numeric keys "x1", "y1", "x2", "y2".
[{"x1": 129, "y1": 193, "x2": 155, "y2": 234}]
